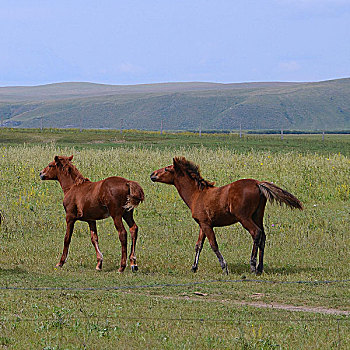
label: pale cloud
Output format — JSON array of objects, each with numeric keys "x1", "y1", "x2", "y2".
[
  {"x1": 273, "y1": 0, "x2": 350, "y2": 8},
  {"x1": 278, "y1": 61, "x2": 301, "y2": 72},
  {"x1": 118, "y1": 62, "x2": 142, "y2": 74},
  {"x1": 275, "y1": 0, "x2": 349, "y2": 3}
]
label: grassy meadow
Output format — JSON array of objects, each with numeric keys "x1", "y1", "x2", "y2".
[
  {"x1": 0, "y1": 129, "x2": 349, "y2": 349},
  {"x1": 1, "y1": 127, "x2": 350, "y2": 155}
]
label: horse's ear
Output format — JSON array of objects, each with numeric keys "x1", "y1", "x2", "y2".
[
  {"x1": 173, "y1": 157, "x2": 182, "y2": 174},
  {"x1": 173, "y1": 157, "x2": 178, "y2": 168},
  {"x1": 68, "y1": 155, "x2": 73, "y2": 161},
  {"x1": 54, "y1": 156, "x2": 60, "y2": 164}
]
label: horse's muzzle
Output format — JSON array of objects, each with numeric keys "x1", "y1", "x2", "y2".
[
  {"x1": 39, "y1": 172, "x2": 46, "y2": 180},
  {"x1": 150, "y1": 173, "x2": 157, "y2": 182}
]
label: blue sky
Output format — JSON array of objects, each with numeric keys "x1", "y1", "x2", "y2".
[{"x1": 1, "y1": 0, "x2": 350, "y2": 86}]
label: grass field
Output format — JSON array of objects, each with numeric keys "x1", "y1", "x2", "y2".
[
  {"x1": 0, "y1": 129, "x2": 349, "y2": 349},
  {"x1": 1, "y1": 128, "x2": 350, "y2": 155}
]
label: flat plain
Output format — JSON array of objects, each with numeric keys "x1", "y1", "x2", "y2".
[{"x1": 0, "y1": 129, "x2": 349, "y2": 349}]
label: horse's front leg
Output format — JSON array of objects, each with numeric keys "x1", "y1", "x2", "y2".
[
  {"x1": 57, "y1": 217, "x2": 75, "y2": 267},
  {"x1": 192, "y1": 228, "x2": 206, "y2": 272},
  {"x1": 88, "y1": 221, "x2": 103, "y2": 270},
  {"x1": 200, "y1": 223, "x2": 228, "y2": 275},
  {"x1": 112, "y1": 216, "x2": 128, "y2": 272}
]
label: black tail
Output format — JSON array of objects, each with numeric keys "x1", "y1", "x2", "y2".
[
  {"x1": 258, "y1": 182, "x2": 303, "y2": 210},
  {"x1": 124, "y1": 181, "x2": 145, "y2": 211}
]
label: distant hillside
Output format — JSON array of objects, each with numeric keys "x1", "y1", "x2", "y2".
[{"x1": 0, "y1": 79, "x2": 349, "y2": 130}]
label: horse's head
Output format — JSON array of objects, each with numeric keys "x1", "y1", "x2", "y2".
[
  {"x1": 150, "y1": 163, "x2": 175, "y2": 185},
  {"x1": 40, "y1": 155, "x2": 73, "y2": 180}
]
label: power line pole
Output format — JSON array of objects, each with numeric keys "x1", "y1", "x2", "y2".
[
  {"x1": 199, "y1": 121, "x2": 202, "y2": 137},
  {"x1": 40, "y1": 117, "x2": 43, "y2": 131},
  {"x1": 120, "y1": 118, "x2": 124, "y2": 134},
  {"x1": 160, "y1": 119, "x2": 163, "y2": 135},
  {"x1": 281, "y1": 128, "x2": 284, "y2": 140},
  {"x1": 239, "y1": 123, "x2": 242, "y2": 138}
]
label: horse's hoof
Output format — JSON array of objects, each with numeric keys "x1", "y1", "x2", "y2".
[
  {"x1": 131, "y1": 265, "x2": 138, "y2": 272},
  {"x1": 223, "y1": 266, "x2": 229, "y2": 275},
  {"x1": 55, "y1": 263, "x2": 63, "y2": 268},
  {"x1": 191, "y1": 265, "x2": 198, "y2": 273},
  {"x1": 95, "y1": 261, "x2": 103, "y2": 271},
  {"x1": 256, "y1": 269, "x2": 263, "y2": 276},
  {"x1": 118, "y1": 267, "x2": 126, "y2": 273}
]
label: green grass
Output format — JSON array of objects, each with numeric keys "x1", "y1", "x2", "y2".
[
  {"x1": 1, "y1": 128, "x2": 350, "y2": 156},
  {"x1": 0, "y1": 130, "x2": 349, "y2": 348},
  {"x1": 1, "y1": 290, "x2": 348, "y2": 349}
]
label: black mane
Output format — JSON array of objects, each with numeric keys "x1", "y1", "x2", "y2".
[
  {"x1": 59, "y1": 158, "x2": 90, "y2": 185},
  {"x1": 174, "y1": 157, "x2": 215, "y2": 190}
]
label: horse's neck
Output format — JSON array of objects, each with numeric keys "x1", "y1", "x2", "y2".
[
  {"x1": 58, "y1": 168, "x2": 89, "y2": 194},
  {"x1": 174, "y1": 177, "x2": 199, "y2": 209},
  {"x1": 57, "y1": 174, "x2": 75, "y2": 194}
]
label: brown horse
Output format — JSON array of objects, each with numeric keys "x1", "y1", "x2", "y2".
[
  {"x1": 150, "y1": 157, "x2": 302, "y2": 275},
  {"x1": 40, "y1": 155, "x2": 144, "y2": 272}
]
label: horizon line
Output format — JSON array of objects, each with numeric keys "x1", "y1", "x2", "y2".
[{"x1": 2, "y1": 76, "x2": 350, "y2": 89}]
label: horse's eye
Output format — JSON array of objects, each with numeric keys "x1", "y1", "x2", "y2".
[
  {"x1": 49, "y1": 164, "x2": 54, "y2": 168},
  {"x1": 164, "y1": 168, "x2": 168, "y2": 172}
]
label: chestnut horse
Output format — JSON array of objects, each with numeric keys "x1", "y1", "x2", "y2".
[
  {"x1": 40, "y1": 155, "x2": 144, "y2": 272},
  {"x1": 150, "y1": 157, "x2": 302, "y2": 275}
]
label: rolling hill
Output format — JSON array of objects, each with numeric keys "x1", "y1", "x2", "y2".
[{"x1": 0, "y1": 78, "x2": 349, "y2": 130}]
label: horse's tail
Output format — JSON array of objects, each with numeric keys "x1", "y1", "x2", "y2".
[
  {"x1": 258, "y1": 182, "x2": 303, "y2": 210},
  {"x1": 124, "y1": 181, "x2": 145, "y2": 211}
]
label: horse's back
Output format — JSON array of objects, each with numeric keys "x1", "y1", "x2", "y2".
[
  {"x1": 99, "y1": 176, "x2": 130, "y2": 202},
  {"x1": 208, "y1": 179, "x2": 260, "y2": 202},
  {"x1": 229, "y1": 178, "x2": 261, "y2": 194},
  {"x1": 227, "y1": 178, "x2": 264, "y2": 216},
  {"x1": 101, "y1": 176, "x2": 130, "y2": 189},
  {"x1": 71, "y1": 176, "x2": 131, "y2": 203}
]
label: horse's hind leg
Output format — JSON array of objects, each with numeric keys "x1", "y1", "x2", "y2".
[
  {"x1": 240, "y1": 218, "x2": 263, "y2": 274},
  {"x1": 192, "y1": 228, "x2": 206, "y2": 272},
  {"x1": 257, "y1": 229, "x2": 266, "y2": 275},
  {"x1": 252, "y1": 201, "x2": 266, "y2": 275},
  {"x1": 112, "y1": 215, "x2": 128, "y2": 272},
  {"x1": 88, "y1": 221, "x2": 103, "y2": 270},
  {"x1": 123, "y1": 210, "x2": 139, "y2": 272}
]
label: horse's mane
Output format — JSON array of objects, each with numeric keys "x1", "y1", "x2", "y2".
[
  {"x1": 60, "y1": 159, "x2": 90, "y2": 185},
  {"x1": 174, "y1": 157, "x2": 215, "y2": 190}
]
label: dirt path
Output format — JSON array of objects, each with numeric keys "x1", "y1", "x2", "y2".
[
  {"x1": 229, "y1": 300, "x2": 350, "y2": 316},
  {"x1": 122, "y1": 291, "x2": 350, "y2": 316}
]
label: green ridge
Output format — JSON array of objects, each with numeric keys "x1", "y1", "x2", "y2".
[{"x1": 0, "y1": 78, "x2": 349, "y2": 130}]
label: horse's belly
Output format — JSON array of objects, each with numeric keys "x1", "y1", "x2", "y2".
[
  {"x1": 81, "y1": 206, "x2": 110, "y2": 221},
  {"x1": 212, "y1": 213, "x2": 238, "y2": 227}
]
